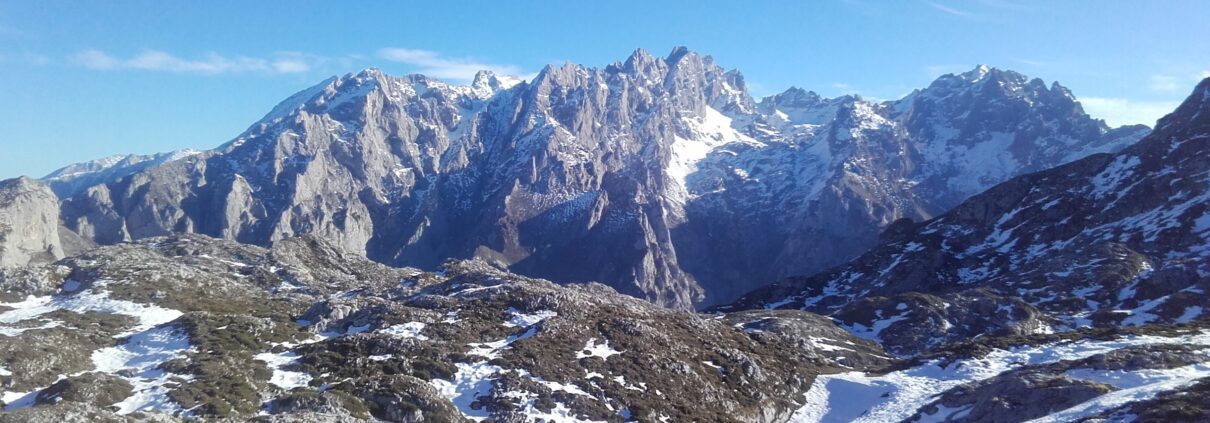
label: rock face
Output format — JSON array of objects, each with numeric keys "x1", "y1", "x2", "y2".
[
  {"x1": 49, "y1": 48, "x2": 1145, "y2": 309},
  {"x1": 0, "y1": 233, "x2": 886, "y2": 421},
  {"x1": 0, "y1": 177, "x2": 64, "y2": 269},
  {"x1": 726, "y1": 78, "x2": 1210, "y2": 355}
]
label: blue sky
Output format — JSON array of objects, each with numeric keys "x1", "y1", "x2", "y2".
[{"x1": 2, "y1": 0, "x2": 1208, "y2": 178}]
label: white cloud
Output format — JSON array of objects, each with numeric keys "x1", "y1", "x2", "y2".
[
  {"x1": 926, "y1": 2, "x2": 973, "y2": 17},
  {"x1": 1079, "y1": 97, "x2": 1179, "y2": 127},
  {"x1": 272, "y1": 59, "x2": 310, "y2": 73},
  {"x1": 1201, "y1": 70, "x2": 1210, "y2": 79},
  {"x1": 378, "y1": 47, "x2": 528, "y2": 82},
  {"x1": 72, "y1": 49, "x2": 314, "y2": 75}
]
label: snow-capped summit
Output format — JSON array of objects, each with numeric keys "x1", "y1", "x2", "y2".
[
  {"x1": 756, "y1": 87, "x2": 850, "y2": 130},
  {"x1": 888, "y1": 64, "x2": 1149, "y2": 207},
  {"x1": 470, "y1": 70, "x2": 523, "y2": 97},
  {"x1": 42, "y1": 149, "x2": 203, "y2": 198}
]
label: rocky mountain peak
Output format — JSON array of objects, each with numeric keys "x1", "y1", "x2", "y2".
[
  {"x1": 618, "y1": 47, "x2": 659, "y2": 75},
  {"x1": 353, "y1": 66, "x2": 385, "y2": 79},
  {"x1": 1050, "y1": 80, "x2": 1076, "y2": 100},
  {"x1": 764, "y1": 87, "x2": 823, "y2": 105},
  {"x1": 1, "y1": 176, "x2": 45, "y2": 192},
  {"x1": 470, "y1": 69, "x2": 523, "y2": 97},
  {"x1": 962, "y1": 63, "x2": 994, "y2": 82},
  {"x1": 925, "y1": 65, "x2": 1042, "y2": 101},
  {"x1": 891, "y1": 65, "x2": 1131, "y2": 177},
  {"x1": 756, "y1": 88, "x2": 853, "y2": 129},
  {"x1": 1153, "y1": 76, "x2": 1210, "y2": 134},
  {"x1": 665, "y1": 45, "x2": 693, "y2": 63}
]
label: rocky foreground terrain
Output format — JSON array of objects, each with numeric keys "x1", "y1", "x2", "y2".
[
  {"x1": 0, "y1": 234, "x2": 889, "y2": 422},
  {"x1": 0, "y1": 234, "x2": 1205, "y2": 422}
]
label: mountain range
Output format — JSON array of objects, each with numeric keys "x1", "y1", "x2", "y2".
[
  {"x1": 37, "y1": 48, "x2": 1147, "y2": 309},
  {"x1": 725, "y1": 76, "x2": 1210, "y2": 356}
]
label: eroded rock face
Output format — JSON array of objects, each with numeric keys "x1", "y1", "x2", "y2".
[
  {"x1": 0, "y1": 178, "x2": 63, "y2": 269},
  {"x1": 727, "y1": 78, "x2": 1210, "y2": 355},
  {"x1": 0, "y1": 234, "x2": 885, "y2": 421},
  {"x1": 48, "y1": 49, "x2": 1144, "y2": 309}
]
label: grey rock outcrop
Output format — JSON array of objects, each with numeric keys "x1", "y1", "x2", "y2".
[{"x1": 0, "y1": 177, "x2": 64, "y2": 269}]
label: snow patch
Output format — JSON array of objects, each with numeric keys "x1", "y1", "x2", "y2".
[
  {"x1": 576, "y1": 338, "x2": 623, "y2": 360},
  {"x1": 380, "y1": 322, "x2": 429, "y2": 340},
  {"x1": 93, "y1": 326, "x2": 196, "y2": 415},
  {"x1": 504, "y1": 308, "x2": 557, "y2": 328},
  {"x1": 255, "y1": 350, "x2": 313, "y2": 390}
]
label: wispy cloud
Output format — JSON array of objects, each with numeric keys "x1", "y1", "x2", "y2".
[
  {"x1": 71, "y1": 49, "x2": 318, "y2": 75},
  {"x1": 378, "y1": 48, "x2": 529, "y2": 82},
  {"x1": 926, "y1": 1, "x2": 973, "y2": 17},
  {"x1": 1201, "y1": 70, "x2": 1210, "y2": 79},
  {"x1": 1079, "y1": 97, "x2": 1179, "y2": 127}
]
